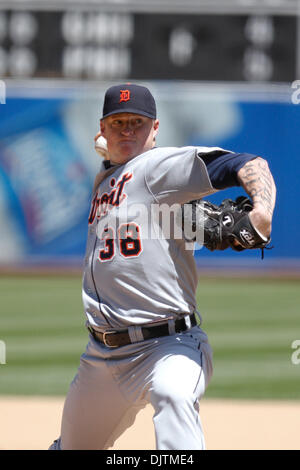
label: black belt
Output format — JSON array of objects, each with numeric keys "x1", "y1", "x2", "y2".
[{"x1": 87, "y1": 313, "x2": 197, "y2": 348}]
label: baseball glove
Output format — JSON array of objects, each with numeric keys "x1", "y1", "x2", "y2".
[{"x1": 181, "y1": 196, "x2": 272, "y2": 257}]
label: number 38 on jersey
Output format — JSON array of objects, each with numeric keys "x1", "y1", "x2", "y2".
[{"x1": 99, "y1": 223, "x2": 143, "y2": 262}]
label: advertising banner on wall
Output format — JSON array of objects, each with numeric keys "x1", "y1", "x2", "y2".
[{"x1": 0, "y1": 81, "x2": 298, "y2": 268}]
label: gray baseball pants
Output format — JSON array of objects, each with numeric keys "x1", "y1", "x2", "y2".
[{"x1": 49, "y1": 325, "x2": 213, "y2": 450}]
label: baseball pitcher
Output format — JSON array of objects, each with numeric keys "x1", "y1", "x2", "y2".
[{"x1": 49, "y1": 84, "x2": 276, "y2": 450}]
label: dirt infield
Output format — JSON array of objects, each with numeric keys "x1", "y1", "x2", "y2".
[{"x1": 0, "y1": 396, "x2": 299, "y2": 450}]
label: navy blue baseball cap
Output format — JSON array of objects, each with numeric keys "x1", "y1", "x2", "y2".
[{"x1": 102, "y1": 83, "x2": 157, "y2": 120}]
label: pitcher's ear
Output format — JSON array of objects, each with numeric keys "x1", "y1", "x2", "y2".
[{"x1": 153, "y1": 119, "x2": 159, "y2": 135}]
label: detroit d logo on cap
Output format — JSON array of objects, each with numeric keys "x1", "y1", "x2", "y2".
[{"x1": 120, "y1": 89, "x2": 131, "y2": 103}]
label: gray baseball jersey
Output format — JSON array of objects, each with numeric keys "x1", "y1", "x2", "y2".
[
  {"x1": 83, "y1": 146, "x2": 216, "y2": 331},
  {"x1": 49, "y1": 145, "x2": 220, "y2": 451}
]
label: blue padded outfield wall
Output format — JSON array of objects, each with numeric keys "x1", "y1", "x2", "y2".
[{"x1": 0, "y1": 81, "x2": 298, "y2": 269}]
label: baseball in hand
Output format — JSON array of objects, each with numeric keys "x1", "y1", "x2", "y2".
[{"x1": 95, "y1": 135, "x2": 109, "y2": 160}]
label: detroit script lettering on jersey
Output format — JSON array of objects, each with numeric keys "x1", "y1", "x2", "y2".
[{"x1": 88, "y1": 172, "x2": 133, "y2": 224}]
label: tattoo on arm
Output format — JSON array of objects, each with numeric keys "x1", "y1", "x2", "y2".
[{"x1": 237, "y1": 158, "x2": 276, "y2": 217}]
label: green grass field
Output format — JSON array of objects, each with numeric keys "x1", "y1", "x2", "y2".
[{"x1": 0, "y1": 274, "x2": 299, "y2": 399}]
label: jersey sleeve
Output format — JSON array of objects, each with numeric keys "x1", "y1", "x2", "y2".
[
  {"x1": 144, "y1": 146, "x2": 259, "y2": 204},
  {"x1": 198, "y1": 149, "x2": 258, "y2": 189},
  {"x1": 144, "y1": 147, "x2": 216, "y2": 205}
]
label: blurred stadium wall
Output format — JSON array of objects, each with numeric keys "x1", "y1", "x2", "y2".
[{"x1": 0, "y1": 1, "x2": 299, "y2": 273}]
